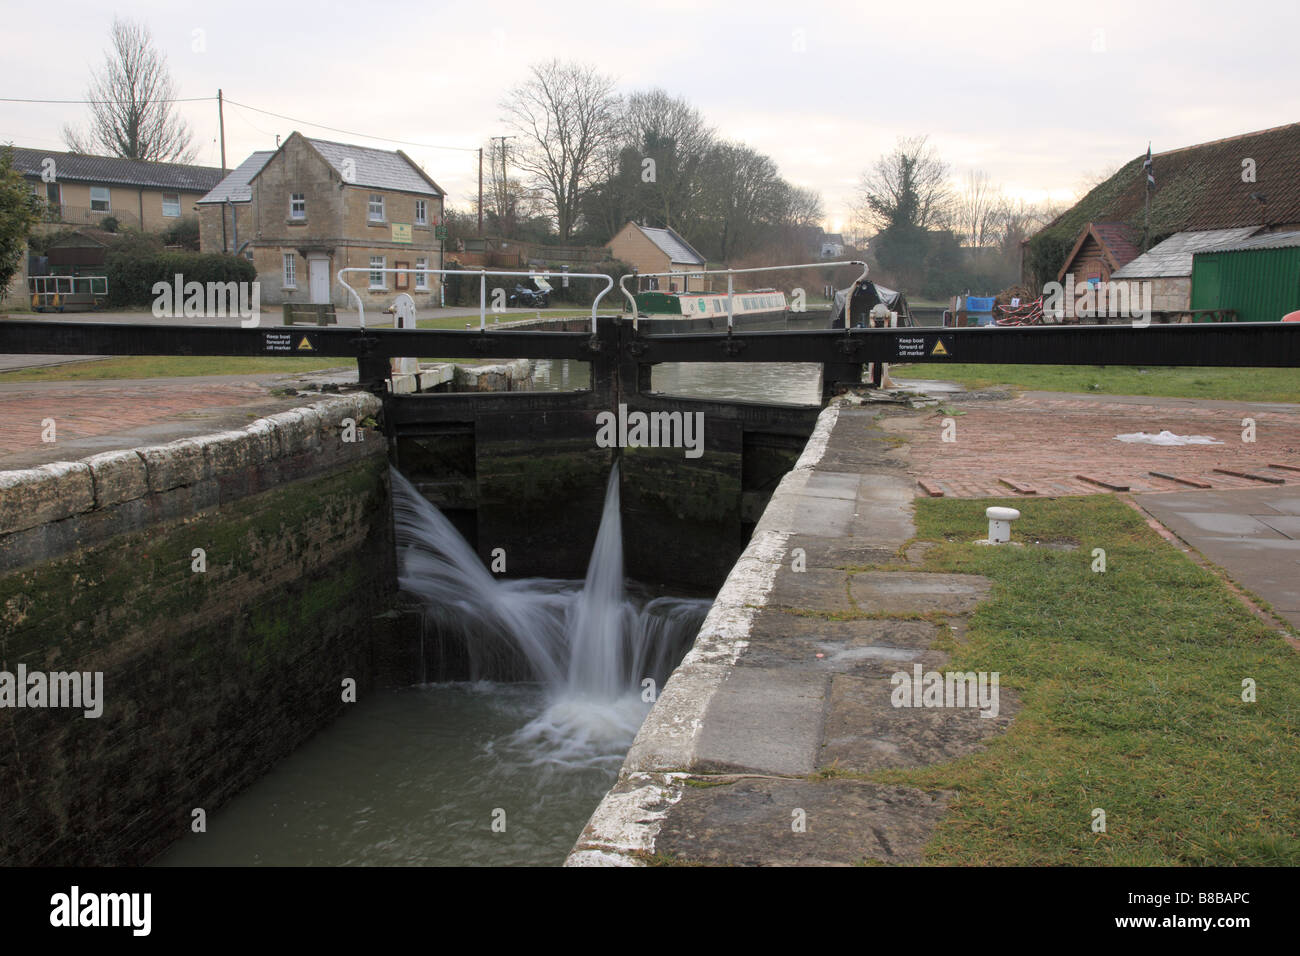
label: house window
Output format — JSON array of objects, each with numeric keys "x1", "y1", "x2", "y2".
[
  {"x1": 90, "y1": 186, "x2": 111, "y2": 212},
  {"x1": 414, "y1": 200, "x2": 427, "y2": 226},
  {"x1": 283, "y1": 253, "x2": 296, "y2": 288},
  {"x1": 415, "y1": 257, "x2": 428, "y2": 290},
  {"x1": 369, "y1": 256, "x2": 386, "y2": 289},
  {"x1": 368, "y1": 194, "x2": 385, "y2": 223},
  {"x1": 162, "y1": 193, "x2": 181, "y2": 217},
  {"x1": 290, "y1": 193, "x2": 306, "y2": 220}
]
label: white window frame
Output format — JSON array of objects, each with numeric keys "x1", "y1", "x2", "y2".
[
  {"x1": 414, "y1": 199, "x2": 427, "y2": 226},
  {"x1": 283, "y1": 253, "x2": 297, "y2": 289},
  {"x1": 90, "y1": 186, "x2": 111, "y2": 212},
  {"x1": 368, "y1": 194, "x2": 385, "y2": 223},
  {"x1": 290, "y1": 193, "x2": 306, "y2": 220},
  {"x1": 415, "y1": 257, "x2": 428, "y2": 290},
  {"x1": 162, "y1": 193, "x2": 181, "y2": 218},
  {"x1": 369, "y1": 256, "x2": 386, "y2": 289}
]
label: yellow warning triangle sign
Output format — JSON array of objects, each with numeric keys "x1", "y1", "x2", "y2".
[
  {"x1": 931, "y1": 340, "x2": 949, "y2": 356},
  {"x1": 297, "y1": 336, "x2": 314, "y2": 351}
]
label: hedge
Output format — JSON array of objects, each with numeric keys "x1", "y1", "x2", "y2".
[{"x1": 105, "y1": 250, "x2": 257, "y2": 308}]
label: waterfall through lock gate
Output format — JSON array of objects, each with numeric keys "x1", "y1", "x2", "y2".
[
  {"x1": 391, "y1": 465, "x2": 710, "y2": 769},
  {"x1": 156, "y1": 465, "x2": 711, "y2": 866}
]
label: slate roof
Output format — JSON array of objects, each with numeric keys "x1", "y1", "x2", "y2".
[
  {"x1": 306, "y1": 138, "x2": 442, "y2": 196},
  {"x1": 639, "y1": 225, "x2": 706, "y2": 265},
  {"x1": 1112, "y1": 227, "x2": 1260, "y2": 278},
  {"x1": 1033, "y1": 121, "x2": 1300, "y2": 245},
  {"x1": 7, "y1": 147, "x2": 226, "y2": 192},
  {"x1": 196, "y1": 151, "x2": 274, "y2": 204},
  {"x1": 1209, "y1": 229, "x2": 1300, "y2": 253}
]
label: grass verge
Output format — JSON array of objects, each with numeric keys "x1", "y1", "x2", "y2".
[
  {"x1": 891, "y1": 363, "x2": 1300, "y2": 403},
  {"x1": 878, "y1": 494, "x2": 1299, "y2": 865}
]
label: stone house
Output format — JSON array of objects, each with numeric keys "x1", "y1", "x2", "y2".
[
  {"x1": 607, "y1": 221, "x2": 710, "y2": 292},
  {"x1": 197, "y1": 133, "x2": 445, "y2": 308},
  {"x1": 1, "y1": 148, "x2": 225, "y2": 308},
  {"x1": 8, "y1": 147, "x2": 225, "y2": 233}
]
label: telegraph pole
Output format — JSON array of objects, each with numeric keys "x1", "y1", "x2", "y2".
[
  {"x1": 217, "y1": 89, "x2": 227, "y2": 172},
  {"x1": 490, "y1": 135, "x2": 515, "y2": 234},
  {"x1": 477, "y1": 147, "x2": 483, "y2": 237}
]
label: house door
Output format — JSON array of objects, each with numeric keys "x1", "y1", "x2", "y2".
[{"x1": 308, "y1": 257, "x2": 330, "y2": 304}]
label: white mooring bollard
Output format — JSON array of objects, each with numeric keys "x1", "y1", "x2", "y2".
[{"x1": 985, "y1": 506, "x2": 1021, "y2": 544}]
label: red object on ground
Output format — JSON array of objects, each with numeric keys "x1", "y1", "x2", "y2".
[{"x1": 1282, "y1": 310, "x2": 1300, "y2": 323}]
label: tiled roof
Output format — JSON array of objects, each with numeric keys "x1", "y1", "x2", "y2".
[
  {"x1": 196, "y1": 151, "x2": 274, "y2": 204},
  {"x1": 7, "y1": 147, "x2": 226, "y2": 192},
  {"x1": 1034, "y1": 122, "x2": 1300, "y2": 244},
  {"x1": 1112, "y1": 227, "x2": 1260, "y2": 278},
  {"x1": 1209, "y1": 229, "x2": 1300, "y2": 253},
  {"x1": 1091, "y1": 221, "x2": 1141, "y2": 268},
  {"x1": 306, "y1": 138, "x2": 441, "y2": 196},
  {"x1": 639, "y1": 225, "x2": 705, "y2": 265}
]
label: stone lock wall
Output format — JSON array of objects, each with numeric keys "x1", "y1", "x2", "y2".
[{"x1": 0, "y1": 393, "x2": 400, "y2": 866}]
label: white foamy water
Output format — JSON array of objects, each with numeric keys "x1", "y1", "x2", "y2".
[{"x1": 393, "y1": 465, "x2": 709, "y2": 768}]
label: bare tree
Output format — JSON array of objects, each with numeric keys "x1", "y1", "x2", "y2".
[
  {"x1": 854, "y1": 135, "x2": 954, "y2": 232},
  {"x1": 500, "y1": 60, "x2": 622, "y2": 241},
  {"x1": 620, "y1": 89, "x2": 714, "y2": 230},
  {"x1": 958, "y1": 170, "x2": 1006, "y2": 249},
  {"x1": 696, "y1": 141, "x2": 787, "y2": 261},
  {"x1": 782, "y1": 185, "x2": 825, "y2": 230},
  {"x1": 483, "y1": 138, "x2": 540, "y2": 238},
  {"x1": 63, "y1": 17, "x2": 196, "y2": 163}
]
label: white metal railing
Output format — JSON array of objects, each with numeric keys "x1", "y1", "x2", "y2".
[
  {"x1": 335, "y1": 267, "x2": 615, "y2": 333},
  {"x1": 619, "y1": 260, "x2": 870, "y2": 329}
]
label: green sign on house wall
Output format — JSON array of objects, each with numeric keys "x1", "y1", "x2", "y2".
[{"x1": 435, "y1": 224, "x2": 448, "y2": 240}]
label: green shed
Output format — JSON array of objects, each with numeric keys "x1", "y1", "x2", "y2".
[{"x1": 1191, "y1": 231, "x2": 1300, "y2": 322}]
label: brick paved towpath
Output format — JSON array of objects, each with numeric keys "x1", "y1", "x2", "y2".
[{"x1": 0, "y1": 375, "x2": 333, "y2": 471}]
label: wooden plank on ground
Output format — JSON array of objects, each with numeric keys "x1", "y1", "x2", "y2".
[
  {"x1": 1213, "y1": 467, "x2": 1285, "y2": 485},
  {"x1": 1076, "y1": 474, "x2": 1130, "y2": 491},
  {"x1": 1149, "y1": 471, "x2": 1213, "y2": 489},
  {"x1": 998, "y1": 477, "x2": 1037, "y2": 495}
]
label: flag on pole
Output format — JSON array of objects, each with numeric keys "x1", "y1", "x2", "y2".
[{"x1": 1143, "y1": 143, "x2": 1155, "y2": 188}]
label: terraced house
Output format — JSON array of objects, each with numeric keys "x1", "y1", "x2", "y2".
[
  {"x1": 197, "y1": 133, "x2": 445, "y2": 308},
  {"x1": 8, "y1": 147, "x2": 225, "y2": 232}
]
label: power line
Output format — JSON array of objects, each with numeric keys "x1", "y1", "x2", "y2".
[
  {"x1": 3, "y1": 91, "x2": 485, "y2": 155},
  {"x1": 222, "y1": 98, "x2": 480, "y2": 153},
  {"x1": 0, "y1": 95, "x2": 214, "y2": 105}
]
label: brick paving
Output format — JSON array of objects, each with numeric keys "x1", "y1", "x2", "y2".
[
  {"x1": 886, "y1": 393, "x2": 1300, "y2": 498},
  {"x1": 0, "y1": 377, "x2": 306, "y2": 470}
]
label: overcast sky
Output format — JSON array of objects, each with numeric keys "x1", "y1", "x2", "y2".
[{"x1": 4, "y1": 0, "x2": 1298, "y2": 233}]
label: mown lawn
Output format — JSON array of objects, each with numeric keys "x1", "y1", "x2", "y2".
[
  {"x1": 891, "y1": 363, "x2": 1300, "y2": 404},
  {"x1": 877, "y1": 495, "x2": 1299, "y2": 865}
]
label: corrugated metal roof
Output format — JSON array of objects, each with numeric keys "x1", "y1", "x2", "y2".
[
  {"x1": 1207, "y1": 229, "x2": 1300, "y2": 253},
  {"x1": 8, "y1": 147, "x2": 227, "y2": 192},
  {"x1": 306, "y1": 138, "x2": 441, "y2": 196},
  {"x1": 196, "y1": 151, "x2": 275, "y2": 204},
  {"x1": 640, "y1": 225, "x2": 705, "y2": 265},
  {"x1": 1112, "y1": 227, "x2": 1260, "y2": 278}
]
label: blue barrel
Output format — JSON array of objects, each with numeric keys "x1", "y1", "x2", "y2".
[{"x1": 966, "y1": 295, "x2": 995, "y2": 326}]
